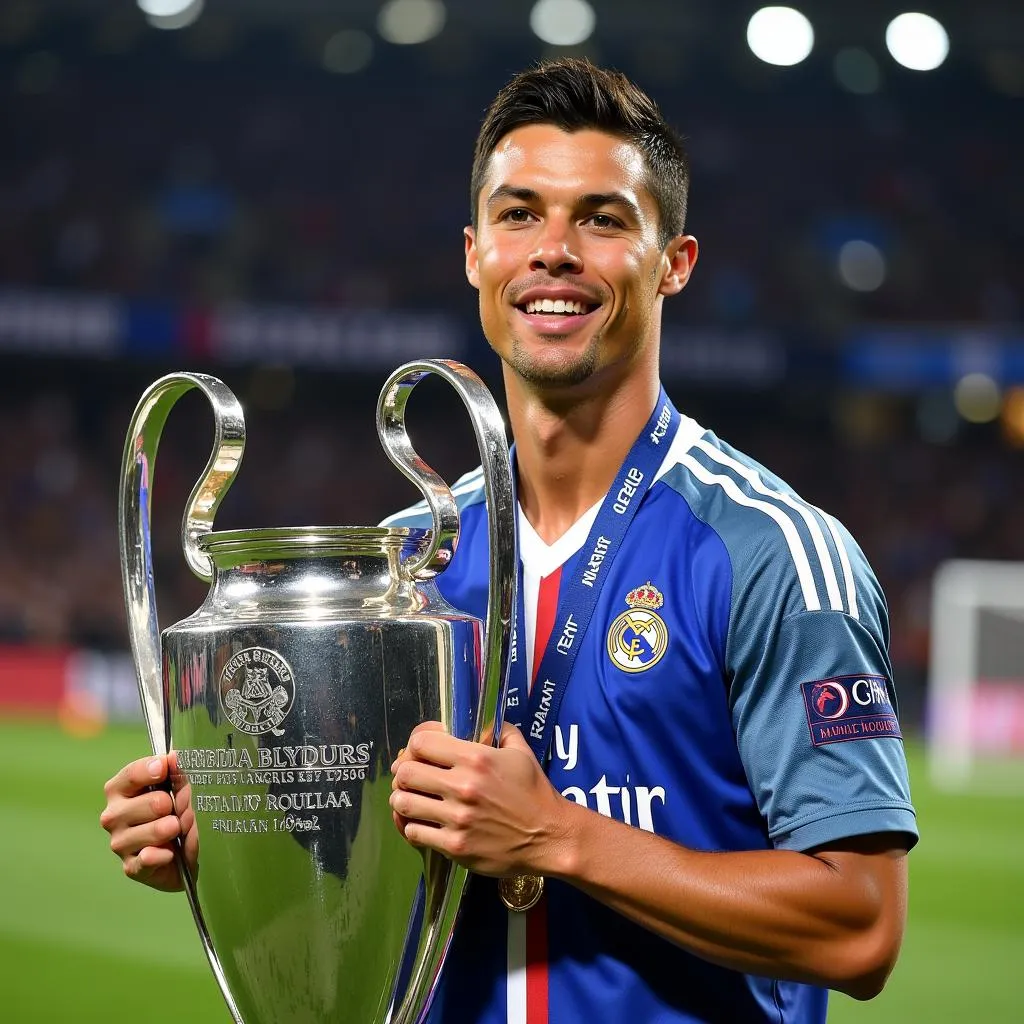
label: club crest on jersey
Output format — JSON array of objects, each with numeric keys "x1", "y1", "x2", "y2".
[{"x1": 607, "y1": 582, "x2": 669, "y2": 673}]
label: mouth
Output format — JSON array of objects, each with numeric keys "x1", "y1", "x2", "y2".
[{"x1": 512, "y1": 297, "x2": 602, "y2": 336}]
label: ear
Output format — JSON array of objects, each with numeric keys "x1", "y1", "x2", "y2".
[
  {"x1": 464, "y1": 226, "x2": 480, "y2": 290},
  {"x1": 658, "y1": 235, "x2": 698, "y2": 297}
]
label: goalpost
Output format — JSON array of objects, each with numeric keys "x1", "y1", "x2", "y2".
[{"x1": 928, "y1": 559, "x2": 1024, "y2": 792}]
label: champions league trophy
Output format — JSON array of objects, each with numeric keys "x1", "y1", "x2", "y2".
[{"x1": 118, "y1": 360, "x2": 516, "y2": 1023}]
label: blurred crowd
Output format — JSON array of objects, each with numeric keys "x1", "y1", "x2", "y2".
[
  {"x1": 0, "y1": 38, "x2": 1022, "y2": 332},
  {"x1": 1, "y1": 26, "x2": 1022, "y2": 728},
  {"x1": 1, "y1": 359, "x2": 1021, "y2": 727}
]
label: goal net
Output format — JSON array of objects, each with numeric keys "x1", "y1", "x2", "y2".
[{"x1": 928, "y1": 559, "x2": 1024, "y2": 792}]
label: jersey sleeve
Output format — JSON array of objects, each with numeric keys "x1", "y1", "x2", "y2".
[{"x1": 726, "y1": 515, "x2": 918, "y2": 852}]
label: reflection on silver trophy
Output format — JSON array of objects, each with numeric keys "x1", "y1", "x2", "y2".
[{"x1": 118, "y1": 360, "x2": 516, "y2": 1023}]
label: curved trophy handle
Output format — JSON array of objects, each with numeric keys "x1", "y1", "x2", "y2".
[
  {"x1": 377, "y1": 359, "x2": 517, "y2": 1024},
  {"x1": 119, "y1": 373, "x2": 246, "y2": 1024},
  {"x1": 118, "y1": 372, "x2": 244, "y2": 758},
  {"x1": 377, "y1": 358, "x2": 516, "y2": 746}
]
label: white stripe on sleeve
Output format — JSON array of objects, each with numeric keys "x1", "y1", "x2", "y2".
[
  {"x1": 679, "y1": 452, "x2": 822, "y2": 612},
  {"x1": 694, "y1": 439, "x2": 844, "y2": 613},
  {"x1": 815, "y1": 506, "x2": 860, "y2": 620}
]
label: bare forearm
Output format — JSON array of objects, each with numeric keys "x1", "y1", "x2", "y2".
[{"x1": 545, "y1": 801, "x2": 906, "y2": 999}]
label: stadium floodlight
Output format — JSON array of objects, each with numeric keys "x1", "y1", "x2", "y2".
[
  {"x1": 885, "y1": 12, "x2": 949, "y2": 71},
  {"x1": 377, "y1": 0, "x2": 446, "y2": 46},
  {"x1": 137, "y1": 0, "x2": 203, "y2": 30},
  {"x1": 746, "y1": 7, "x2": 814, "y2": 67},
  {"x1": 530, "y1": 0, "x2": 596, "y2": 47}
]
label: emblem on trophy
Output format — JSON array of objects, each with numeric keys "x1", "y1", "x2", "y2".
[
  {"x1": 220, "y1": 649, "x2": 295, "y2": 737},
  {"x1": 118, "y1": 360, "x2": 516, "y2": 1023}
]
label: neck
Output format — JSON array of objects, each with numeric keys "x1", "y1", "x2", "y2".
[{"x1": 506, "y1": 367, "x2": 660, "y2": 545}]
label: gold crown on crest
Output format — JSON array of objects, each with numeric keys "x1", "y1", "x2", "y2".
[{"x1": 625, "y1": 582, "x2": 664, "y2": 610}]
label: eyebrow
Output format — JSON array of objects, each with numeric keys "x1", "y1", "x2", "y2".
[
  {"x1": 485, "y1": 185, "x2": 643, "y2": 223},
  {"x1": 579, "y1": 192, "x2": 643, "y2": 222},
  {"x1": 486, "y1": 185, "x2": 540, "y2": 208}
]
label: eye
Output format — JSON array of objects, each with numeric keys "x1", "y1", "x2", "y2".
[
  {"x1": 585, "y1": 213, "x2": 621, "y2": 229},
  {"x1": 500, "y1": 207, "x2": 535, "y2": 224}
]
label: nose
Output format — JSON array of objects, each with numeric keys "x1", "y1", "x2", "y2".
[{"x1": 528, "y1": 220, "x2": 583, "y2": 275}]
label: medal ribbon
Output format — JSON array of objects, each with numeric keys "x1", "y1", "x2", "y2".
[{"x1": 504, "y1": 386, "x2": 681, "y2": 764}]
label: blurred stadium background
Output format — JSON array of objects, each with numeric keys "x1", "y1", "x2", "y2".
[{"x1": 0, "y1": 0, "x2": 1022, "y2": 1020}]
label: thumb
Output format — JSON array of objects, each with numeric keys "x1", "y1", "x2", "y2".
[{"x1": 497, "y1": 721, "x2": 531, "y2": 752}]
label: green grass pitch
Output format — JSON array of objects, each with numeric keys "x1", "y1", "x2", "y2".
[{"x1": 1, "y1": 718, "x2": 1021, "y2": 1022}]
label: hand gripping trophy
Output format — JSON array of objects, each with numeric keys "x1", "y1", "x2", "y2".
[{"x1": 118, "y1": 360, "x2": 516, "y2": 1024}]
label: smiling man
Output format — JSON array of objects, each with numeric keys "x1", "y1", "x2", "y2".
[{"x1": 101, "y1": 59, "x2": 917, "y2": 1024}]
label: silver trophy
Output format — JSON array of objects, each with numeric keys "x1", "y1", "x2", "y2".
[{"x1": 118, "y1": 360, "x2": 516, "y2": 1024}]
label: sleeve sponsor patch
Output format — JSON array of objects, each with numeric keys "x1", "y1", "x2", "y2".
[{"x1": 800, "y1": 674, "x2": 902, "y2": 747}]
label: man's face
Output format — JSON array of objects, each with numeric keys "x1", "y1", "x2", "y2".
[{"x1": 465, "y1": 124, "x2": 693, "y2": 390}]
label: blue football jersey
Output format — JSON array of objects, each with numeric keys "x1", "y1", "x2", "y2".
[{"x1": 382, "y1": 412, "x2": 918, "y2": 1024}]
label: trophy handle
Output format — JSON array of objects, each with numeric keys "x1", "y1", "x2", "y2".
[
  {"x1": 118, "y1": 372, "x2": 247, "y2": 1024},
  {"x1": 377, "y1": 358, "x2": 516, "y2": 745},
  {"x1": 118, "y1": 372, "x2": 244, "y2": 758},
  {"x1": 377, "y1": 359, "x2": 517, "y2": 1024}
]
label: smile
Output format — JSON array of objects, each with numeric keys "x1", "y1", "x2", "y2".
[
  {"x1": 512, "y1": 303, "x2": 602, "y2": 336},
  {"x1": 521, "y1": 298, "x2": 596, "y2": 315}
]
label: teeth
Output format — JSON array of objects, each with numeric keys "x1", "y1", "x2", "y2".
[{"x1": 525, "y1": 299, "x2": 589, "y2": 314}]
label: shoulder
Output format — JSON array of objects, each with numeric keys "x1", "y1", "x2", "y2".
[
  {"x1": 377, "y1": 466, "x2": 488, "y2": 530},
  {"x1": 656, "y1": 418, "x2": 881, "y2": 624}
]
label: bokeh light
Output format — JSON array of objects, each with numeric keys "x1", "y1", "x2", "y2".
[
  {"x1": 323, "y1": 30, "x2": 374, "y2": 74},
  {"x1": 1000, "y1": 387, "x2": 1024, "y2": 446},
  {"x1": 954, "y1": 372, "x2": 1001, "y2": 423},
  {"x1": 838, "y1": 239, "x2": 887, "y2": 292},
  {"x1": 746, "y1": 7, "x2": 814, "y2": 67},
  {"x1": 377, "y1": 0, "x2": 446, "y2": 46},
  {"x1": 137, "y1": 0, "x2": 194, "y2": 14},
  {"x1": 529, "y1": 0, "x2": 596, "y2": 47},
  {"x1": 834, "y1": 47, "x2": 882, "y2": 94},
  {"x1": 137, "y1": 0, "x2": 203, "y2": 31},
  {"x1": 886, "y1": 12, "x2": 949, "y2": 71}
]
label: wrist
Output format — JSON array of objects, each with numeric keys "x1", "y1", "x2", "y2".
[{"x1": 536, "y1": 793, "x2": 590, "y2": 883}]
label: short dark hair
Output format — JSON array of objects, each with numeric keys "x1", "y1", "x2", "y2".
[{"x1": 470, "y1": 58, "x2": 690, "y2": 246}]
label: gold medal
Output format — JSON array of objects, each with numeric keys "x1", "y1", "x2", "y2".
[{"x1": 498, "y1": 873, "x2": 545, "y2": 912}]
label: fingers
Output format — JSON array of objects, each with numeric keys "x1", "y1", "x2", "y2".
[
  {"x1": 390, "y1": 788, "x2": 452, "y2": 829},
  {"x1": 101, "y1": 787, "x2": 174, "y2": 830},
  {"x1": 411, "y1": 721, "x2": 448, "y2": 736},
  {"x1": 389, "y1": 722, "x2": 504, "y2": 846},
  {"x1": 103, "y1": 755, "x2": 170, "y2": 800},
  {"x1": 498, "y1": 721, "x2": 530, "y2": 750},
  {"x1": 173, "y1": 780, "x2": 193, "y2": 818},
  {"x1": 107, "y1": 811, "x2": 182, "y2": 860},
  {"x1": 400, "y1": 726, "x2": 481, "y2": 770},
  {"x1": 101, "y1": 755, "x2": 186, "y2": 892},
  {"x1": 127, "y1": 843, "x2": 177, "y2": 880}
]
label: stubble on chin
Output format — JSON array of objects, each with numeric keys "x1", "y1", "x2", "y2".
[{"x1": 505, "y1": 331, "x2": 601, "y2": 388}]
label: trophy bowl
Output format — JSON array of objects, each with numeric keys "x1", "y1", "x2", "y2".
[{"x1": 118, "y1": 360, "x2": 516, "y2": 1023}]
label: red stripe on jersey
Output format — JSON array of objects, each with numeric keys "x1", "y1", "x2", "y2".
[
  {"x1": 531, "y1": 568, "x2": 562, "y2": 693},
  {"x1": 526, "y1": 567, "x2": 561, "y2": 1024},
  {"x1": 525, "y1": 906, "x2": 549, "y2": 1023}
]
